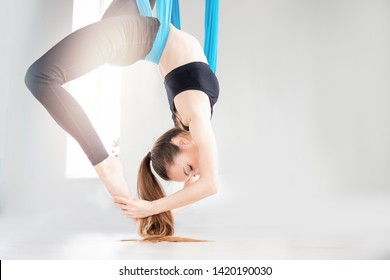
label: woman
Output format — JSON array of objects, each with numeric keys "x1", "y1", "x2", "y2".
[{"x1": 25, "y1": 0, "x2": 219, "y2": 240}]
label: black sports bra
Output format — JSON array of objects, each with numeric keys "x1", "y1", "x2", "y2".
[{"x1": 164, "y1": 61, "x2": 219, "y2": 131}]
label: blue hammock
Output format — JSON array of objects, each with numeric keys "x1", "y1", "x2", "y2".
[{"x1": 136, "y1": 0, "x2": 219, "y2": 73}]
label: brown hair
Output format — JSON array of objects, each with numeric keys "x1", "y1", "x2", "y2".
[{"x1": 136, "y1": 127, "x2": 207, "y2": 242}]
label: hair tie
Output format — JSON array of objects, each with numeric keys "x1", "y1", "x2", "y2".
[{"x1": 147, "y1": 151, "x2": 152, "y2": 159}]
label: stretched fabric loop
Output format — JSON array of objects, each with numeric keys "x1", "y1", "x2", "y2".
[
  {"x1": 135, "y1": 0, "x2": 153, "y2": 16},
  {"x1": 136, "y1": 0, "x2": 173, "y2": 64},
  {"x1": 171, "y1": 0, "x2": 181, "y2": 29},
  {"x1": 136, "y1": 0, "x2": 219, "y2": 72},
  {"x1": 204, "y1": 0, "x2": 219, "y2": 73}
]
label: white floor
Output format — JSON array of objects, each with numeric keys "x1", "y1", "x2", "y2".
[
  {"x1": 1, "y1": 174, "x2": 390, "y2": 260},
  {"x1": 1, "y1": 218, "x2": 390, "y2": 260}
]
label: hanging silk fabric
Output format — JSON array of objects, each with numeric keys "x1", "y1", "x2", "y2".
[
  {"x1": 204, "y1": 0, "x2": 219, "y2": 73},
  {"x1": 136, "y1": 0, "x2": 219, "y2": 73},
  {"x1": 170, "y1": 0, "x2": 181, "y2": 29}
]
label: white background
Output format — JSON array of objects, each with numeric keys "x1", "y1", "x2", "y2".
[{"x1": 0, "y1": 0, "x2": 390, "y2": 263}]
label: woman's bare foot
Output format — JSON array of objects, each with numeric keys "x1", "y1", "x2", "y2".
[{"x1": 94, "y1": 156, "x2": 132, "y2": 198}]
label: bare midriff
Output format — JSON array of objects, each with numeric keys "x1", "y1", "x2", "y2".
[{"x1": 159, "y1": 25, "x2": 208, "y2": 77}]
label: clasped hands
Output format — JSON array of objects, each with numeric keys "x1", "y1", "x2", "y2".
[
  {"x1": 94, "y1": 156, "x2": 156, "y2": 221},
  {"x1": 113, "y1": 196, "x2": 156, "y2": 220}
]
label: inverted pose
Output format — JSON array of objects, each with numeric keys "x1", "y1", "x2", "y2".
[{"x1": 25, "y1": 0, "x2": 219, "y2": 241}]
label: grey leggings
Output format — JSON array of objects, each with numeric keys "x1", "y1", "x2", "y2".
[{"x1": 25, "y1": 0, "x2": 159, "y2": 165}]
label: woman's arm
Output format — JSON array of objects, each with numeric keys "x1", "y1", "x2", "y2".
[
  {"x1": 154, "y1": 90, "x2": 218, "y2": 213},
  {"x1": 172, "y1": 176, "x2": 199, "y2": 214},
  {"x1": 152, "y1": 114, "x2": 218, "y2": 213},
  {"x1": 113, "y1": 91, "x2": 219, "y2": 218},
  {"x1": 113, "y1": 167, "x2": 201, "y2": 217}
]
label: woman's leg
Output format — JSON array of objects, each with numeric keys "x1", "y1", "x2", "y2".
[{"x1": 25, "y1": 15, "x2": 159, "y2": 165}]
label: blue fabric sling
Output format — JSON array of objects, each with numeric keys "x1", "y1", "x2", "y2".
[
  {"x1": 204, "y1": 0, "x2": 219, "y2": 73},
  {"x1": 136, "y1": 0, "x2": 173, "y2": 63},
  {"x1": 136, "y1": 0, "x2": 219, "y2": 73}
]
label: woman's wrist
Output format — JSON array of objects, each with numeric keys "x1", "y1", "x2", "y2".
[{"x1": 150, "y1": 199, "x2": 163, "y2": 215}]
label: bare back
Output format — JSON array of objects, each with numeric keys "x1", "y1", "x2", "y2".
[{"x1": 159, "y1": 25, "x2": 208, "y2": 77}]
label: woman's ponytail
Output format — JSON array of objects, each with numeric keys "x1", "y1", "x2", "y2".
[
  {"x1": 137, "y1": 152, "x2": 174, "y2": 239},
  {"x1": 133, "y1": 128, "x2": 208, "y2": 242}
]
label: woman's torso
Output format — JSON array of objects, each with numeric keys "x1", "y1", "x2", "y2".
[
  {"x1": 158, "y1": 25, "x2": 219, "y2": 130},
  {"x1": 159, "y1": 25, "x2": 208, "y2": 77}
]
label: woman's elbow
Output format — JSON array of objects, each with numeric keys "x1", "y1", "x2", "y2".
[{"x1": 206, "y1": 180, "x2": 218, "y2": 196}]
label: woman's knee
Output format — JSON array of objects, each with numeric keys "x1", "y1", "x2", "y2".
[
  {"x1": 24, "y1": 60, "x2": 57, "y2": 100},
  {"x1": 24, "y1": 62, "x2": 40, "y2": 96}
]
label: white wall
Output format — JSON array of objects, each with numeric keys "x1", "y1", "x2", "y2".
[
  {"x1": 0, "y1": 3, "x2": 12, "y2": 160},
  {"x1": 0, "y1": 1, "x2": 15, "y2": 209},
  {"x1": 0, "y1": 0, "x2": 15, "y2": 210},
  {"x1": 212, "y1": 0, "x2": 390, "y2": 195},
  {"x1": 1, "y1": 0, "x2": 76, "y2": 215},
  {"x1": 1, "y1": 0, "x2": 390, "y2": 220}
]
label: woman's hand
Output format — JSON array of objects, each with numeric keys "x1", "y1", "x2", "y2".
[
  {"x1": 113, "y1": 196, "x2": 155, "y2": 219},
  {"x1": 94, "y1": 156, "x2": 132, "y2": 198}
]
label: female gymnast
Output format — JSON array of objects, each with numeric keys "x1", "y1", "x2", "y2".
[{"x1": 25, "y1": 0, "x2": 219, "y2": 241}]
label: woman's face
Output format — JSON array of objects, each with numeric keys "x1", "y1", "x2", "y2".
[{"x1": 167, "y1": 137, "x2": 200, "y2": 182}]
